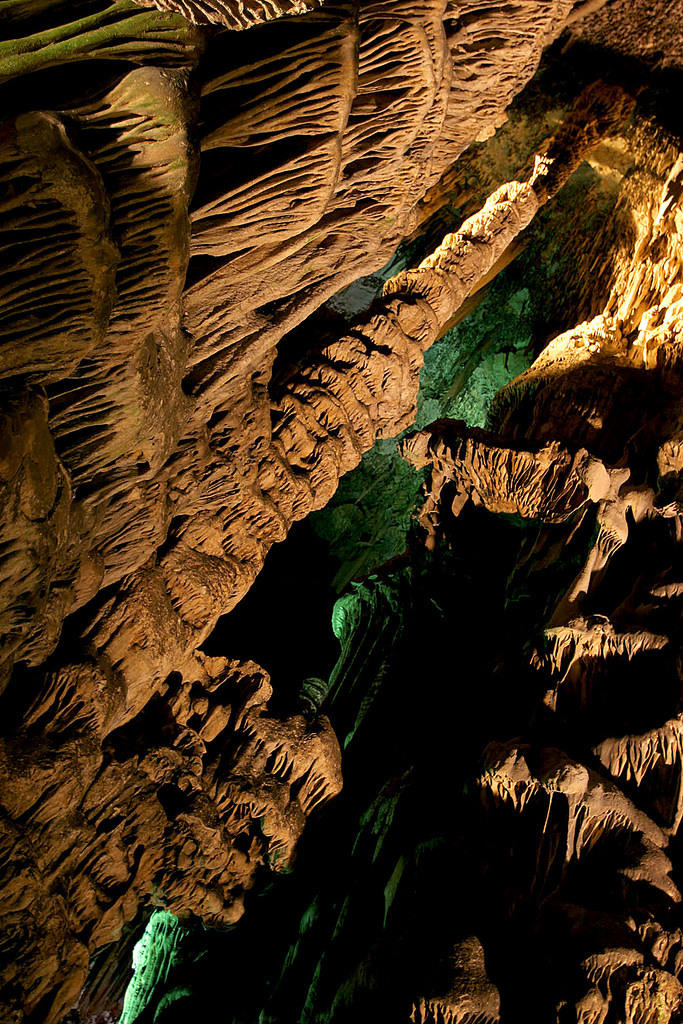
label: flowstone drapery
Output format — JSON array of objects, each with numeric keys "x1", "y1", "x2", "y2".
[{"x1": 1, "y1": 1, "x2": 683, "y2": 1021}]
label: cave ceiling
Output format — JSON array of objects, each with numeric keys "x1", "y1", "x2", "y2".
[{"x1": 1, "y1": 0, "x2": 683, "y2": 1022}]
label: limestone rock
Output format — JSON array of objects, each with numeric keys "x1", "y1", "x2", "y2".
[
  {"x1": 0, "y1": 1, "x2": 681, "y2": 1021},
  {"x1": 0, "y1": 656, "x2": 341, "y2": 1021}
]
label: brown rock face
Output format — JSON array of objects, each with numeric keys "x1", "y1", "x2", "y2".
[
  {"x1": 206, "y1": 93, "x2": 681, "y2": 1024},
  {"x1": 1, "y1": 653, "x2": 342, "y2": 1021},
  {"x1": 1, "y1": 0, "x2": 682, "y2": 1021},
  {"x1": 1, "y1": 2, "x2": 604, "y2": 1017},
  {"x1": 134, "y1": 0, "x2": 323, "y2": 29},
  {"x1": 394, "y1": 115, "x2": 683, "y2": 1024},
  {"x1": 0, "y1": 0, "x2": 589, "y2": 694}
]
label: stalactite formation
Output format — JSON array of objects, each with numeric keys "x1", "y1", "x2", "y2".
[{"x1": 0, "y1": 0, "x2": 682, "y2": 1022}]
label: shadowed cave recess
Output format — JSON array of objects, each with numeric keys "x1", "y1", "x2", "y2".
[{"x1": 1, "y1": 1, "x2": 683, "y2": 1023}]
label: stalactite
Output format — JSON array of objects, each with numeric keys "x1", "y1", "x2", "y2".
[{"x1": 0, "y1": 1, "x2": 681, "y2": 1021}]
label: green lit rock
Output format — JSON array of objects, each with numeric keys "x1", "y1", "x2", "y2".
[
  {"x1": 416, "y1": 283, "x2": 535, "y2": 431},
  {"x1": 120, "y1": 911, "x2": 185, "y2": 1024},
  {"x1": 310, "y1": 154, "x2": 621, "y2": 588},
  {"x1": 309, "y1": 272, "x2": 536, "y2": 588},
  {"x1": 310, "y1": 443, "x2": 424, "y2": 592}
]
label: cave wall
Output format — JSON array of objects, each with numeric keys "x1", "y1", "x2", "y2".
[
  {"x1": 1, "y1": 0, "x2": 683, "y2": 1022},
  {"x1": 125, "y1": 92, "x2": 683, "y2": 1024}
]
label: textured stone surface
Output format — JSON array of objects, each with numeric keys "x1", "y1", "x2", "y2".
[
  {"x1": 1, "y1": 0, "x2": 683, "y2": 1021},
  {"x1": 144, "y1": 98, "x2": 683, "y2": 1019},
  {"x1": 134, "y1": 0, "x2": 323, "y2": 29},
  {"x1": 1, "y1": 3, "x2": 606, "y2": 1018},
  {"x1": 0, "y1": 0, "x2": 590, "y2": 694},
  {"x1": 1, "y1": 652, "x2": 341, "y2": 1021}
]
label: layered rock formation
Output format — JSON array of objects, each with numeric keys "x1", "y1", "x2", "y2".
[
  {"x1": 1, "y1": 0, "x2": 683, "y2": 1021},
  {"x1": 0, "y1": 0, "x2": 596, "y2": 698},
  {"x1": 1, "y1": 651, "x2": 342, "y2": 1021},
  {"x1": 143, "y1": 100, "x2": 682, "y2": 1021}
]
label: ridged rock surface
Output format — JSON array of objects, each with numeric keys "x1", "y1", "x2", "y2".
[
  {"x1": 134, "y1": 0, "x2": 323, "y2": 29},
  {"x1": 1, "y1": 0, "x2": 683, "y2": 1022},
  {"x1": 155, "y1": 89, "x2": 683, "y2": 1024}
]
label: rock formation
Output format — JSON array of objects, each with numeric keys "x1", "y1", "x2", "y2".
[
  {"x1": 175, "y1": 106, "x2": 682, "y2": 1017},
  {"x1": 241, "y1": 70, "x2": 683, "y2": 1024},
  {"x1": 0, "y1": 651, "x2": 342, "y2": 1021},
  {"x1": 1, "y1": 0, "x2": 683, "y2": 1021}
]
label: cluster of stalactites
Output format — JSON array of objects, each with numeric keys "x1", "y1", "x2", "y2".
[
  {"x1": 0, "y1": 651, "x2": 341, "y2": 1023},
  {"x1": 396, "y1": 120, "x2": 683, "y2": 1024}
]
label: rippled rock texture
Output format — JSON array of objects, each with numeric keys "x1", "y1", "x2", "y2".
[
  {"x1": 1, "y1": 0, "x2": 683, "y2": 1021},
  {"x1": 151, "y1": 105, "x2": 683, "y2": 1019}
]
